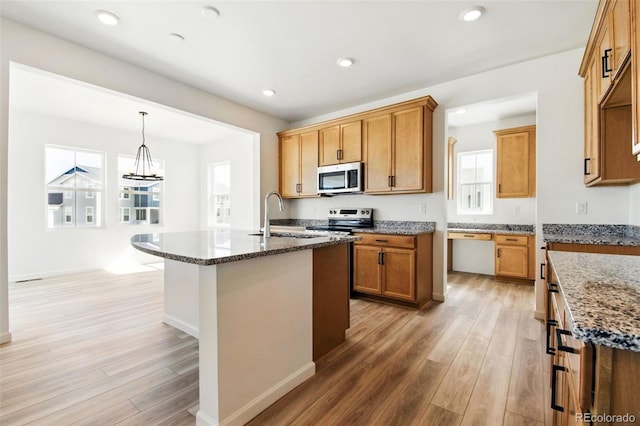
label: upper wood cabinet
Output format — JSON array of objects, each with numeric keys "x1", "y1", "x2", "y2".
[
  {"x1": 580, "y1": 0, "x2": 640, "y2": 167},
  {"x1": 494, "y1": 125, "x2": 536, "y2": 198},
  {"x1": 318, "y1": 121, "x2": 362, "y2": 166},
  {"x1": 277, "y1": 96, "x2": 437, "y2": 196},
  {"x1": 279, "y1": 130, "x2": 319, "y2": 198},
  {"x1": 363, "y1": 100, "x2": 436, "y2": 194}
]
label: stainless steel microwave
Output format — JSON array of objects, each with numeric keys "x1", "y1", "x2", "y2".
[{"x1": 317, "y1": 162, "x2": 363, "y2": 194}]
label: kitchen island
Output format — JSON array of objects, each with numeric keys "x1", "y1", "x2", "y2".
[{"x1": 131, "y1": 229, "x2": 357, "y2": 426}]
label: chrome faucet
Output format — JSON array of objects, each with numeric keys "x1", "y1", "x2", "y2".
[{"x1": 263, "y1": 191, "x2": 284, "y2": 238}]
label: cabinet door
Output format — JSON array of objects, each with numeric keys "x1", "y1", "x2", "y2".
[
  {"x1": 299, "y1": 131, "x2": 319, "y2": 196},
  {"x1": 363, "y1": 114, "x2": 393, "y2": 193},
  {"x1": 497, "y1": 131, "x2": 530, "y2": 198},
  {"x1": 393, "y1": 106, "x2": 424, "y2": 192},
  {"x1": 584, "y1": 57, "x2": 601, "y2": 183},
  {"x1": 597, "y1": 21, "x2": 613, "y2": 101},
  {"x1": 611, "y1": 0, "x2": 631, "y2": 77},
  {"x1": 280, "y1": 134, "x2": 301, "y2": 198},
  {"x1": 319, "y1": 125, "x2": 341, "y2": 166},
  {"x1": 340, "y1": 120, "x2": 362, "y2": 163},
  {"x1": 353, "y1": 245, "x2": 382, "y2": 294},
  {"x1": 382, "y1": 248, "x2": 415, "y2": 301},
  {"x1": 495, "y1": 245, "x2": 529, "y2": 278}
]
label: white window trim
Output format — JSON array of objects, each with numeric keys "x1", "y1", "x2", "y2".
[{"x1": 456, "y1": 149, "x2": 494, "y2": 216}]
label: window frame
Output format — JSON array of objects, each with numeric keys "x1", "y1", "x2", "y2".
[{"x1": 456, "y1": 149, "x2": 494, "y2": 216}]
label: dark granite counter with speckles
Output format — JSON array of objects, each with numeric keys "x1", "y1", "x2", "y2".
[
  {"x1": 547, "y1": 251, "x2": 640, "y2": 352},
  {"x1": 131, "y1": 230, "x2": 358, "y2": 266},
  {"x1": 447, "y1": 222, "x2": 535, "y2": 235},
  {"x1": 543, "y1": 224, "x2": 640, "y2": 246}
]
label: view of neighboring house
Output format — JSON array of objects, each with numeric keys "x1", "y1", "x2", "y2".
[
  {"x1": 47, "y1": 165, "x2": 101, "y2": 227},
  {"x1": 118, "y1": 182, "x2": 161, "y2": 225}
]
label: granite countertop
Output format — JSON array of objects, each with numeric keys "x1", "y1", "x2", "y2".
[
  {"x1": 547, "y1": 251, "x2": 640, "y2": 352},
  {"x1": 271, "y1": 219, "x2": 436, "y2": 235},
  {"x1": 543, "y1": 224, "x2": 640, "y2": 247},
  {"x1": 131, "y1": 230, "x2": 358, "y2": 266},
  {"x1": 447, "y1": 222, "x2": 535, "y2": 236}
]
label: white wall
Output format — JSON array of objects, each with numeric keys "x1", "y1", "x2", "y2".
[
  {"x1": 0, "y1": 18, "x2": 289, "y2": 343},
  {"x1": 200, "y1": 134, "x2": 260, "y2": 231},
  {"x1": 631, "y1": 182, "x2": 640, "y2": 226},
  {"x1": 7, "y1": 111, "x2": 200, "y2": 280},
  {"x1": 447, "y1": 113, "x2": 537, "y2": 225}
]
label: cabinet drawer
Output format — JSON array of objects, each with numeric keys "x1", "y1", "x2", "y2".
[
  {"x1": 448, "y1": 232, "x2": 492, "y2": 241},
  {"x1": 495, "y1": 234, "x2": 528, "y2": 246},
  {"x1": 354, "y1": 233, "x2": 415, "y2": 249}
]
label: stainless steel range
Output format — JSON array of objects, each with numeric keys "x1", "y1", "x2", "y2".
[{"x1": 306, "y1": 208, "x2": 373, "y2": 234}]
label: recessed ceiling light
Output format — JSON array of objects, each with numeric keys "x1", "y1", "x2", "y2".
[
  {"x1": 168, "y1": 33, "x2": 185, "y2": 43},
  {"x1": 262, "y1": 89, "x2": 276, "y2": 97},
  {"x1": 337, "y1": 57, "x2": 355, "y2": 68},
  {"x1": 460, "y1": 6, "x2": 485, "y2": 22},
  {"x1": 96, "y1": 10, "x2": 120, "y2": 26},
  {"x1": 202, "y1": 6, "x2": 220, "y2": 19}
]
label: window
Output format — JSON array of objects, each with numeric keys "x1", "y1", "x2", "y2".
[
  {"x1": 46, "y1": 145, "x2": 104, "y2": 228},
  {"x1": 120, "y1": 207, "x2": 130, "y2": 223},
  {"x1": 118, "y1": 155, "x2": 164, "y2": 225},
  {"x1": 457, "y1": 149, "x2": 493, "y2": 215},
  {"x1": 208, "y1": 162, "x2": 231, "y2": 228}
]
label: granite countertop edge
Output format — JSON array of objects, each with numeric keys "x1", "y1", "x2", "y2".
[
  {"x1": 447, "y1": 228, "x2": 536, "y2": 236},
  {"x1": 446, "y1": 223, "x2": 535, "y2": 236},
  {"x1": 548, "y1": 251, "x2": 640, "y2": 352},
  {"x1": 131, "y1": 234, "x2": 359, "y2": 266},
  {"x1": 543, "y1": 234, "x2": 640, "y2": 247}
]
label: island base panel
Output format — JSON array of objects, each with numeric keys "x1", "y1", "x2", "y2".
[{"x1": 197, "y1": 250, "x2": 315, "y2": 426}]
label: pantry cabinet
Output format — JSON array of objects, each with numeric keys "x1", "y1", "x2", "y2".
[
  {"x1": 352, "y1": 232, "x2": 432, "y2": 308},
  {"x1": 495, "y1": 125, "x2": 536, "y2": 198},
  {"x1": 318, "y1": 120, "x2": 362, "y2": 166},
  {"x1": 279, "y1": 130, "x2": 319, "y2": 198}
]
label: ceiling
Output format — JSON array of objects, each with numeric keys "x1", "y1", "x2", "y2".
[
  {"x1": 1, "y1": 1, "x2": 599, "y2": 123},
  {"x1": 447, "y1": 93, "x2": 537, "y2": 128}
]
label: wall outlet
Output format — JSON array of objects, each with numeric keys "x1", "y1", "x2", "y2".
[
  {"x1": 418, "y1": 204, "x2": 427, "y2": 214},
  {"x1": 576, "y1": 201, "x2": 588, "y2": 215}
]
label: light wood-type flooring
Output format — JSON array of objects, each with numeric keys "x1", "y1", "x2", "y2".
[{"x1": 1, "y1": 269, "x2": 551, "y2": 425}]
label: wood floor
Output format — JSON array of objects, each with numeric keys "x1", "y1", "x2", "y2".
[{"x1": 1, "y1": 270, "x2": 551, "y2": 425}]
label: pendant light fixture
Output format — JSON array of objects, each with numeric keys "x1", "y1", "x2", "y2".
[{"x1": 122, "y1": 111, "x2": 164, "y2": 181}]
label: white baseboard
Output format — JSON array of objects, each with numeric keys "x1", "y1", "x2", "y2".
[
  {"x1": 0, "y1": 331, "x2": 12, "y2": 344},
  {"x1": 9, "y1": 266, "x2": 99, "y2": 283},
  {"x1": 163, "y1": 314, "x2": 199, "y2": 339},
  {"x1": 432, "y1": 292, "x2": 445, "y2": 302}
]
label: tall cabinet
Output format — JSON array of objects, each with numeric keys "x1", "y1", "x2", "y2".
[{"x1": 579, "y1": 0, "x2": 640, "y2": 185}]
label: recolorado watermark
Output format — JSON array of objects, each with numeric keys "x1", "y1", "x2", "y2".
[{"x1": 576, "y1": 413, "x2": 636, "y2": 423}]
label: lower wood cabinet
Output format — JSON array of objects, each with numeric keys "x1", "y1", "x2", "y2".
[
  {"x1": 494, "y1": 234, "x2": 535, "y2": 282},
  {"x1": 545, "y1": 250, "x2": 640, "y2": 425},
  {"x1": 352, "y1": 232, "x2": 432, "y2": 307}
]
